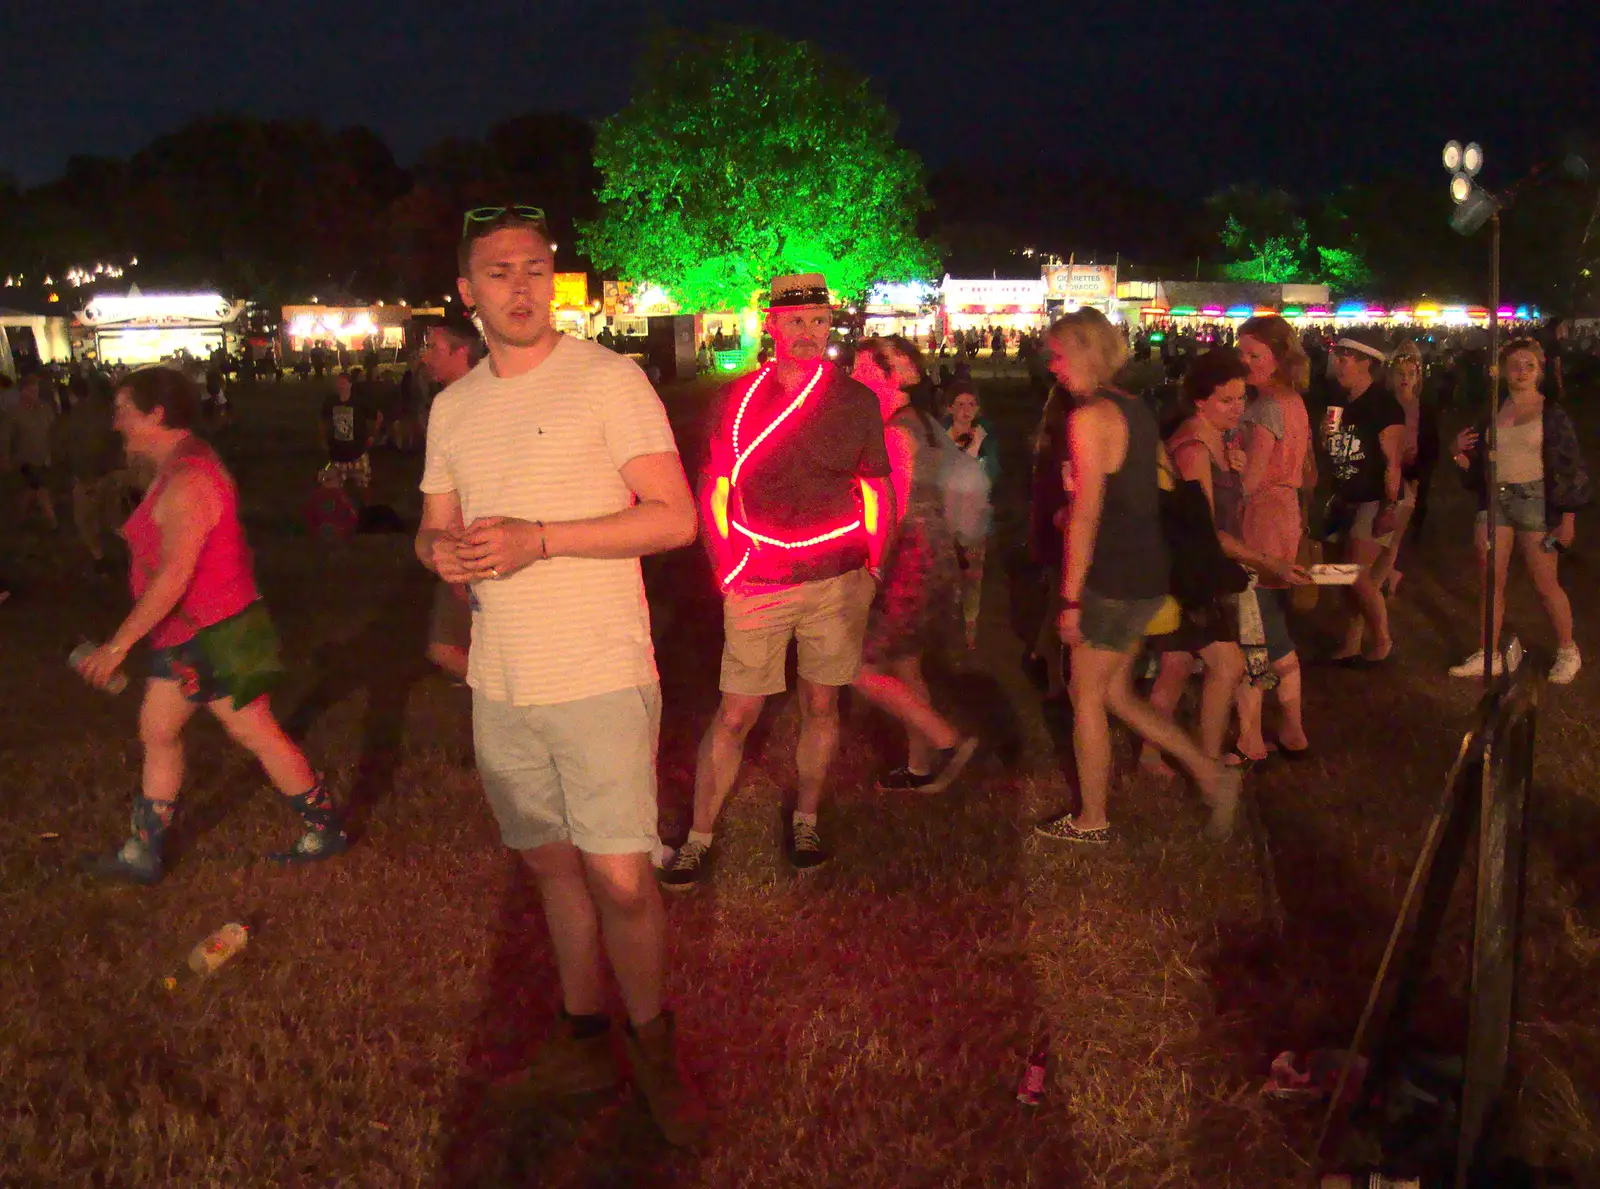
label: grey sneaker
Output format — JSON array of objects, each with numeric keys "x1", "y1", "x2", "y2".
[
  {"x1": 789, "y1": 818, "x2": 829, "y2": 869},
  {"x1": 79, "y1": 837, "x2": 164, "y2": 885},
  {"x1": 659, "y1": 839, "x2": 711, "y2": 889}
]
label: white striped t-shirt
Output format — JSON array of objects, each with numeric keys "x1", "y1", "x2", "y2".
[{"x1": 420, "y1": 336, "x2": 679, "y2": 706}]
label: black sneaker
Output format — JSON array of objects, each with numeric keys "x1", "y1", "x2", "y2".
[
  {"x1": 659, "y1": 839, "x2": 711, "y2": 889},
  {"x1": 789, "y1": 818, "x2": 830, "y2": 869},
  {"x1": 875, "y1": 766, "x2": 935, "y2": 792},
  {"x1": 921, "y1": 737, "x2": 980, "y2": 793}
]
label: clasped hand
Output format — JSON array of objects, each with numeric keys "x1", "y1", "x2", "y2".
[{"x1": 432, "y1": 517, "x2": 543, "y2": 583}]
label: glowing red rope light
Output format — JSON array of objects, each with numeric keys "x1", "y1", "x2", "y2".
[{"x1": 716, "y1": 362, "x2": 868, "y2": 588}]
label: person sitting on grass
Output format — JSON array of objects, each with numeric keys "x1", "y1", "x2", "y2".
[
  {"x1": 1032, "y1": 309, "x2": 1242, "y2": 846},
  {"x1": 74, "y1": 366, "x2": 346, "y2": 885}
]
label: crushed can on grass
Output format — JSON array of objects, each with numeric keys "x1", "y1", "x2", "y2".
[
  {"x1": 165, "y1": 923, "x2": 249, "y2": 989},
  {"x1": 1016, "y1": 1038, "x2": 1049, "y2": 1106},
  {"x1": 68, "y1": 642, "x2": 127, "y2": 694}
]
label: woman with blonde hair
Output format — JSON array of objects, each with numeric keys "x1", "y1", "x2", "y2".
[
  {"x1": 1449, "y1": 338, "x2": 1589, "y2": 683},
  {"x1": 1232, "y1": 315, "x2": 1313, "y2": 760},
  {"x1": 1369, "y1": 340, "x2": 1438, "y2": 595},
  {"x1": 1036, "y1": 309, "x2": 1241, "y2": 844}
]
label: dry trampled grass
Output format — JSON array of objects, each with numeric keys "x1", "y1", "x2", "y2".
[{"x1": 2, "y1": 373, "x2": 1598, "y2": 1186}]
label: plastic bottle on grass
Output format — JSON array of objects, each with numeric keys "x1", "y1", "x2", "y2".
[
  {"x1": 1016, "y1": 1037, "x2": 1049, "y2": 1106},
  {"x1": 164, "y1": 923, "x2": 248, "y2": 989},
  {"x1": 68, "y1": 642, "x2": 127, "y2": 694}
]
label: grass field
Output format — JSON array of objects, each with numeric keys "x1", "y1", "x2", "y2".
[{"x1": 3, "y1": 370, "x2": 1599, "y2": 1187}]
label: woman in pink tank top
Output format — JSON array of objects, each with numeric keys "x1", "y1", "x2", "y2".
[{"x1": 73, "y1": 367, "x2": 346, "y2": 885}]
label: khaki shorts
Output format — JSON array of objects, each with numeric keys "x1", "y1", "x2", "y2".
[
  {"x1": 720, "y1": 567, "x2": 875, "y2": 696},
  {"x1": 473, "y1": 683, "x2": 661, "y2": 855}
]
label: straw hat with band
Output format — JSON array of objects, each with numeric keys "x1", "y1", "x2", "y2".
[{"x1": 765, "y1": 273, "x2": 831, "y2": 310}]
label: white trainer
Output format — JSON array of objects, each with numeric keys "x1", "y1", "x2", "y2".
[
  {"x1": 1549, "y1": 646, "x2": 1582, "y2": 686},
  {"x1": 1448, "y1": 650, "x2": 1501, "y2": 678}
]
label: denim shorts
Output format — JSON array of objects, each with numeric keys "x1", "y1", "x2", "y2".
[
  {"x1": 1476, "y1": 481, "x2": 1546, "y2": 534},
  {"x1": 1079, "y1": 591, "x2": 1168, "y2": 654},
  {"x1": 1255, "y1": 586, "x2": 1295, "y2": 662},
  {"x1": 149, "y1": 636, "x2": 233, "y2": 705}
]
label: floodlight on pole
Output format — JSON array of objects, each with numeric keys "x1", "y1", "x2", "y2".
[
  {"x1": 1443, "y1": 141, "x2": 1463, "y2": 172},
  {"x1": 1463, "y1": 143, "x2": 1484, "y2": 176},
  {"x1": 1451, "y1": 175, "x2": 1473, "y2": 204}
]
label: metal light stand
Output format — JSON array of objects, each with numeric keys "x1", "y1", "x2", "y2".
[{"x1": 1482, "y1": 214, "x2": 1499, "y2": 686}]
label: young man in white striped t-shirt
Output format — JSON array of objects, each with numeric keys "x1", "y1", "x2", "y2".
[{"x1": 415, "y1": 207, "x2": 704, "y2": 1146}]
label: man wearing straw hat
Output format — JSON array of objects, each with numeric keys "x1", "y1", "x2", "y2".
[{"x1": 662, "y1": 273, "x2": 894, "y2": 886}]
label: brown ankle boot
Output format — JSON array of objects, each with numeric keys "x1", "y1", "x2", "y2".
[
  {"x1": 624, "y1": 1010, "x2": 708, "y2": 1148},
  {"x1": 491, "y1": 1028, "x2": 620, "y2": 1105}
]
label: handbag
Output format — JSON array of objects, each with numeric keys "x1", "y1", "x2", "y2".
[{"x1": 1157, "y1": 452, "x2": 1249, "y2": 611}]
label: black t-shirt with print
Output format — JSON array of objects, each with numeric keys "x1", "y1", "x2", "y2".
[
  {"x1": 709, "y1": 366, "x2": 891, "y2": 586},
  {"x1": 1327, "y1": 385, "x2": 1404, "y2": 504},
  {"x1": 321, "y1": 394, "x2": 373, "y2": 463}
]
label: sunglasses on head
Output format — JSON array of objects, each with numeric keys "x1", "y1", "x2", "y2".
[{"x1": 461, "y1": 205, "x2": 547, "y2": 238}]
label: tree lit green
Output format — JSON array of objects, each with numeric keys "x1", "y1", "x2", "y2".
[{"x1": 578, "y1": 27, "x2": 939, "y2": 312}]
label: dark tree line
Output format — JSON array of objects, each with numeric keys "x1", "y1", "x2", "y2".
[
  {"x1": 2, "y1": 88, "x2": 1593, "y2": 311},
  {"x1": 0, "y1": 112, "x2": 598, "y2": 306}
]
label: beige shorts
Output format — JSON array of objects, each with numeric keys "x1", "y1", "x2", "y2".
[
  {"x1": 472, "y1": 683, "x2": 661, "y2": 855},
  {"x1": 720, "y1": 567, "x2": 875, "y2": 696}
]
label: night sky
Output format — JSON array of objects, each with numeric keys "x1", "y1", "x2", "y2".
[{"x1": 5, "y1": 0, "x2": 1595, "y2": 195}]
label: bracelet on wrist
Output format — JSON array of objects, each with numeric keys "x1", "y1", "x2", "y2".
[{"x1": 536, "y1": 520, "x2": 549, "y2": 561}]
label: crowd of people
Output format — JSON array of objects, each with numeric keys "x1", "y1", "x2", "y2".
[{"x1": 9, "y1": 200, "x2": 1583, "y2": 1154}]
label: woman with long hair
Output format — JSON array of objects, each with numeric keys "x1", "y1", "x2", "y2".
[
  {"x1": 74, "y1": 367, "x2": 346, "y2": 884},
  {"x1": 1449, "y1": 338, "x2": 1589, "y2": 683},
  {"x1": 1035, "y1": 310, "x2": 1241, "y2": 844},
  {"x1": 943, "y1": 381, "x2": 1000, "y2": 649},
  {"x1": 1139, "y1": 347, "x2": 1310, "y2": 777},
  {"x1": 1233, "y1": 315, "x2": 1314, "y2": 758},
  {"x1": 850, "y1": 338, "x2": 979, "y2": 792},
  {"x1": 1369, "y1": 341, "x2": 1439, "y2": 595}
]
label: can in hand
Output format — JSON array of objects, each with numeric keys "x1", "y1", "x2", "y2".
[{"x1": 68, "y1": 642, "x2": 128, "y2": 695}]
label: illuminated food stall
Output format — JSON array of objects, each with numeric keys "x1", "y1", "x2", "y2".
[
  {"x1": 1132, "y1": 279, "x2": 1542, "y2": 330},
  {"x1": 864, "y1": 281, "x2": 938, "y2": 340},
  {"x1": 0, "y1": 304, "x2": 74, "y2": 374},
  {"x1": 280, "y1": 303, "x2": 413, "y2": 355},
  {"x1": 552, "y1": 273, "x2": 596, "y2": 337},
  {"x1": 77, "y1": 290, "x2": 244, "y2": 364},
  {"x1": 940, "y1": 277, "x2": 1047, "y2": 335}
]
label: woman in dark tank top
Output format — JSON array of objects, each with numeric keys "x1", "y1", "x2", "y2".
[{"x1": 1033, "y1": 310, "x2": 1242, "y2": 847}]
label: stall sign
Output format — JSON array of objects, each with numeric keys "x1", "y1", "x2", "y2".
[
  {"x1": 554, "y1": 273, "x2": 589, "y2": 309},
  {"x1": 1043, "y1": 265, "x2": 1117, "y2": 302},
  {"x1": 940, "y1": 278, "x2": 1045, "y2": 312}
]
